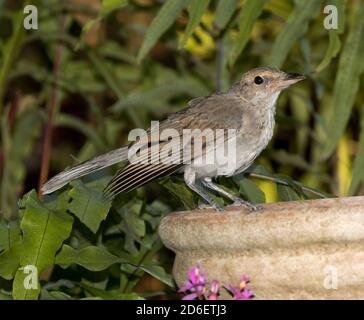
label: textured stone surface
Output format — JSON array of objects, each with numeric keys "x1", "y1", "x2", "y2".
[{"x1": 159, "y1": 197, "x2": 364, "y2": 299}]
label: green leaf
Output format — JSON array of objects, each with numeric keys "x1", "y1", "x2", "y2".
[
  {"x1": 100, "y1": 0, "x2": 128, "y2": 17},
  {"x1": 13, "y1": 270, "x2": 40, "y2": 300},
  {"x1": 56, "y1": 245, "x2": 123, "y2": 271},
  {"x1": 19, "y1": 192, "x2": 74, "y2": 269},
  {"x1": 0, "y1": 291, "x2": 12, "y2": 300},
  {"x1": 229, "y1": 0, "x2": 266, "y2": 66},
  {"x1": 87, "y1": 51, "x2": 143, "y2": 128},
  {"x1": 264, "y1": 0, "x2": 292, "y2": 20},
  {"x1": 0, "y1": 220, "x2": 21, "y2": 252},
  {"x1": 118, "y1": 199, "x2": 146, "y2": 254},
  {"x1": 41, "y1": 289, "x2": 73, "y2": 300},
  {"x1": 68, "y1": 180, "x2": 111, "y2": 233},
  {"x1": 246, "y1": 165, "x2": 331, "y2": 199},
  {"x1": 114, "y1": 293, "x2": 145, "y2": 300},
  {"x1": 277, "y1": 184, "x2": 301, "y2": 201},
  {"x1": 316, "y1": 31, "x2": 341, "y2": 72},
  {"x1": 349, "y1": 105, "x2": 364, "y2": 195},
  {"x1": 180, "y1": 0, "x2": 211, "y2": 48},
  {"x1": 269, "y1": 0, "x2": 320, "y2": 68},
  {"x1": 139, "y1": 264, "x2": 174, "y2": 288},
  {"x1": 55, "y1": 114, "x2": 105, "y2": 150},
  {"x1": 120, "y1": 199, "x2": 145, "y2": 238},
  {"x1": 159, "y1": 177, "x2": 197, "y2": 210},
  {"x1": 322, "y1": 4, "x2": 364, "y2": 159},
  {"x1": 111, "y1": 75, "x2": 208, "y2": 113},
  {"x1": 12, "y1": 191, "x2": 73, "y2": 300},
  {"x1": 0, "y1": 241, "x2": 22, "y2": 280},
  {"x1": 234, "y1": 176, "x2": 265, "y2": 204},
  {"x1": 213, "y1": 0, "x2": 238, "y2": 31},
  {"x1": 2, "y1": 108, "x2": 43, "y2": 218},
  {"x1": 80, "y1": 283, "x2": 144, "y2": 300},
  {"x1": 137, "y1": 0, "x2": 189, "y2": 62},
  {"x1": 316, "y1": 0, "x2": 345, "y2": 72},
  {"x1": 77, "y1": 0, "x2": 128, "y2": 49},
  {"x1": 0, "y1": 1, "x2": 30, "y2": 109}
]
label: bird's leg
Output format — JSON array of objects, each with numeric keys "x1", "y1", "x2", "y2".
[
  {"x1": 184, "y1": 169, "x2": 224, "y2": 212},
  {"x1": 201, "y1": 177, "x2": 260, "y2": 211},
  {"x1": 186, "y1": 180, "x2": 224, "y2": 212}
]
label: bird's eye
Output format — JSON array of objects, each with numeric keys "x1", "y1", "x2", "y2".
[{"x1": 254, "y1": 76, "x2": 264, "y2": 85}]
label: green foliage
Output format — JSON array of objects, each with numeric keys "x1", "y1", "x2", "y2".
[
  {"x1": 2, "y1": 108, "x2": 43, "y2": 218},
  {"x1": 322, "y1": 2, "x2": 364, "y2": 159},
  {"x1": 100, "y1": 0, "x2": 129, "y2": 17},
  {"x1": 0, "y1": 0, "x2": 30, "y2": 109},
  {"x1": 213, "y1": 0, "x2": 238, "y2": 31},
  {"x1": 68, "y1": 180, "x2": 111, "y2": 233},
  {"x1": 160, "y1": 177, "x2": 197, "y2": 210},
  {"x1": 0, "y1": 180, "x2": 173, "y2": 299},
  {"x1": 269, "y1": 0, "x2": 321, "y2": 68},
  {"x1": 0, "y1": 241, "x2": 22, "y2": 280},
  {"x1": 276, "y1": 184, "x2": 300, "y2": 201},
  {"x1": 0, "y1": 220, "x2": 21, "y2": 252},
  {"x1": 179, "y1": 0, "x2": 211, "y2": 48},
  {"x1": 1, "y1": 0, "x2": 364, "y2": 300},
  {"x1": 228, "y1": 0, "x2": 266, "y2": 66},
  {"x1": 13, "y1": 191, "x2": 73, "y2": 299},
  {"x1": 56, "y1": 245, "x2": 124, "y2": 271},
  {"x1": 78, "y1": 0, "x2": 129, "y2": 48},
  {"x1": 316, "y1": 0, "x2": 345, "y2": 72},
  {"x1": 137, "y1": 0, "x2": 189, "y2": 63},
  {"x1": 349, "y1": 106, "x2": 364, "y2": 195},
  {"x1": 234, "y1": 176, "x2": 266, "y2": 204}
]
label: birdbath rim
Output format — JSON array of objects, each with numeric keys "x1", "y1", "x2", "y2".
[{"x1": 159, "y1": 195, "x2": 364, "y2": 253}]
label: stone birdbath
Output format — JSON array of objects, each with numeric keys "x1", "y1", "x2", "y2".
[{"x1": 159, "y1": 196, "x2": 364, "y2": 299}]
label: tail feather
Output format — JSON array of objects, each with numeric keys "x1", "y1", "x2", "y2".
[{"x1": 41, "y1": 146, "x2": 129, "y2": 195}]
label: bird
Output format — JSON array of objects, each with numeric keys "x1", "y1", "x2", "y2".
[{"x1": 41, "y1": 67, "x2": 305, "y2": 212}]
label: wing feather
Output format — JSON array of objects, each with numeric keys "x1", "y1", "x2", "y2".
[{"x1": 104, "y1": 93, "x2": 245, "y2": 197}]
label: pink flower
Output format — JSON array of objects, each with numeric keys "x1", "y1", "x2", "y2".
[
  {"x1": 179, "y1": 265, "x2": 207, "y2": 300},
  {"x1": 239, "y1": 275, "x2": 250, "y2": 289},
  {"x1": 225, "y1": 275, "x2": 254, "y2": 300},
  {"x1": 179, "y1": 266, "x2": 254, "y2": 300},
  {"x1": 228, "y1": 286, "x2": 254, "y2": 300},
  {"x1": 207, "y1": 280, "x2": 219, "y2": 300}
]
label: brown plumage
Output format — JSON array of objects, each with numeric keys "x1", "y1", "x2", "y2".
[{"x1": 42, "y1": 67, "x2": 304, "y2": 211}]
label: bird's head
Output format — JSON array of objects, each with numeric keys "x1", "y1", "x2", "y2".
[{"x1": 237, "y1": 67, "x2": 305, "y2": 102}]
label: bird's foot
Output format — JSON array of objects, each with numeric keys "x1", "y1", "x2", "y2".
[
  {"x1": 198, "y1": 203, "x2": 209, "y2": 210},
  {"x1": 228, "y1": 198, "x2": 262, "y2": 211},
  {"x1": 198, "y1": 202, "x2": 224, "y2": 213},
  {"x1": 213, "y1": 203, "x2": 225, "y2": 213}
]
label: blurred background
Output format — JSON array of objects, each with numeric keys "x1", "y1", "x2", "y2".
[{"x1": 0, "y1": 0, "x2": 364, "y2": 299}]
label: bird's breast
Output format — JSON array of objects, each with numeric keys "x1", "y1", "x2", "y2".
[{"x1": 232, "y1": 108, "x2": 276, "y2": 172}]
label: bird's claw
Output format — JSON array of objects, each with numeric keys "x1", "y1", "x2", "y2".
[
  {"x1": 198, "y1": 202, "x2": 225, "y2": 213},
  {"x1": 229, "y1": 199, "x2": 262, "y2": 211}
]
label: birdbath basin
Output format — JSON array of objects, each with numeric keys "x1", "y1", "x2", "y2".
[{"x1": 159, "y1": 197, "x2": 364, "y2": 299}]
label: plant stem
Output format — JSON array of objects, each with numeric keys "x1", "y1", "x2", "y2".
[
  {"x1": 0, "y1": 116, "x2": 11, "y2": 219},
  {"x1": 0, "y1": 2, "x2": 29, "y2": 219},
  {"x1": 247, "y1": 172, "x2": 331, "y2": 199},
  {"x1": 0, "y1": 1, "x2": 29, "y2": 112},
  {"x1": 216, "y1": 37, "x2": 224, "y2": 92},
  {"x1": 87, "y1": 51, "x2": 142, "y2": 128},
  {"x1": 38, "y1": 15, "x2": 66, "y2": 194}
]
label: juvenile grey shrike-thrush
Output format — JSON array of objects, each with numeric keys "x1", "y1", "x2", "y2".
[{"x1": 41, "y1": 67, "x2": 305, "y2": 211}]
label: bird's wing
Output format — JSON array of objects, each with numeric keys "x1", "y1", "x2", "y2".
[{"x1": 104, "y1": 93, "x2": 244, "y2": 197}]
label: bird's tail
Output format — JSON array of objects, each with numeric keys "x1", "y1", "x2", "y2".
[{"x1": 41, "y1": 146, "x2": 129, "y2": 195}]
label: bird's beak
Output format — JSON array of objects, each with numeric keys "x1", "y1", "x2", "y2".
[
  {"x1": 277, "y1": 72, "x2": 305, "y2": 89},
  {"x1": 285, "y1": 72, "x2": 305, "y2": 82},
  {"x1": 276, "y1": 72, "x2": 305, "y2": 91}
]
